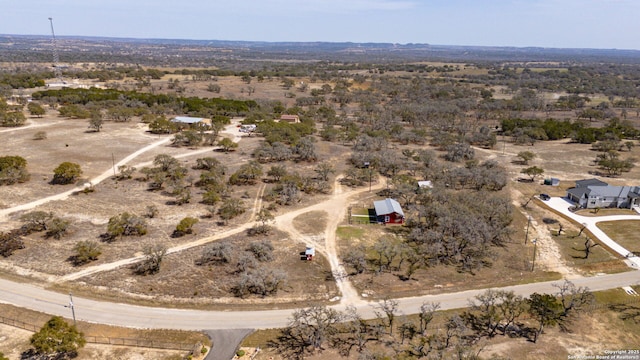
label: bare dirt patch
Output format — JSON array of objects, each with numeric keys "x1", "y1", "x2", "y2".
[{"x1": 292, "y1": 211, "x2": 327, "y2": 235}]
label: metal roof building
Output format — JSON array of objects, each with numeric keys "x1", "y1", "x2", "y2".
[
  {"x1": 171, "y1": 116, "x2": 205, "y2": 124},
  {"x1": 373, "y1": 198, "x2": 405, "y2": 225}
]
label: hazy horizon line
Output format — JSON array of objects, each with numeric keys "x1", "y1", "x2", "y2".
[{"x1": 3, "y1": 33, "x2": 639, "y2": 52}]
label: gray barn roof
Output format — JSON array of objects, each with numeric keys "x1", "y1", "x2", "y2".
[
  {"x1": 575, "y1": 178, "x2": 608, "y2": 188},
  {"x1": 374, "y1": 198, "x2": 404, "y2": 217},
  {"x1": 568, "y1": 185, "x2": 640, "y2": 199}
]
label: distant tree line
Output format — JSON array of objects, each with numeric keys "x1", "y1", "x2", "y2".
[
  {"x1": 501, "y1": 117, "x2": 639, "y2": 144},
  {"x1": 31, "y1": 88, "x2": 258, "y2": 117}
]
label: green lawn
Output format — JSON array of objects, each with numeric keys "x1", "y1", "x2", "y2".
[
  {"x1": 349, "y1": 207, "x2": 375, "y2": 224},
  {"x1": 575, "y1": 208, "x2": 638, "y2": 217},
  {"x1": 336, "y1": 226, "x2": 365, "y2": 241},
  {"x1": 552, "y1": 231, "x2": 628, "y2": 274}
]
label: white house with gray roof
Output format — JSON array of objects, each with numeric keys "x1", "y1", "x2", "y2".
[{"x1": 567, "y1": 178, "x2": 640, "y2": 209}]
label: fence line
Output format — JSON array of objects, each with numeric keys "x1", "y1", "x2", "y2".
[
  {"x1": 0, "y1": 315, "x2": 197, "y2": 351},
  {"x1": 348, "y1": 204, "x2": 377, "y2": 225}
]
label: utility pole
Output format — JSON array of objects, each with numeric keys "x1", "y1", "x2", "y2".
[
  {"x1": 525, "y1": 215, "x2": 532, "y2": 244},
  {"x1": 531, "y1": 238, "x2": 537, "y2": 272},
  {"x1": 364, "y1": 162, "x2": 372, "y2": 192},
  {"x1": 65, "y1": 293, "x2": 76, "y2": 326}
]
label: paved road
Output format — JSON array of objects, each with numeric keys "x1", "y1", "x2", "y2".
[
  {"x1": 1, "y1": 271, "x2": 638, "y2": 331},
  {"x1": 205, "y1": 329, "x2": 254, "y2": 360}
]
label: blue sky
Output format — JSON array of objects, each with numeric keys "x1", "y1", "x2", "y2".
[{"x1": 1, "y1": 0, "x2": 639, "y2": 49}]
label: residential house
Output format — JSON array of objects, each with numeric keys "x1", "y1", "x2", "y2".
[
  {"x1": 567, "y1": 178, "x2": 640, "y2": 209},
  {"x1": 170, "y1": 116, "x2": 211, "y2": 129},
  {"x1": 373, "y1": 198, "x2": 405, "y2": 225}
]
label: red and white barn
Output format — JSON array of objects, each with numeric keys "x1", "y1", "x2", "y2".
[{"x1": 373, "y1": 198, "x2": 405, "y2": 225}]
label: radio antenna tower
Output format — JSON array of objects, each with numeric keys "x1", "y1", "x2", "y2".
[{"x1": 48, "y1": 17, "x2": 63, "y2": 82}]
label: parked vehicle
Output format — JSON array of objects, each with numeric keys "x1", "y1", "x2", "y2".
[{"x1": 239, "y1": 124, "x2": 256, "y2": 133}]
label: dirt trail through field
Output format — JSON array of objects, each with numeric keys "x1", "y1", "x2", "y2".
[
  {"x1": 0, "y1": 136, "x2": 173, "y2": 221},
  {"x1": 0, "y1": 118, "x2": 63, "y2": 133},
  {"x1": 60, "y1": 175, "x2": 383, "y2": 300},
  {"x1": 485, "y1": 146, "x2": 582, "y2": 278},
  {"x1": 0, "y1": 122, "x2": 245, "y2": 222},
  {"x1": 65, "y1": 146, "x2": 374, "y2": 304},
  {"x1": 272, "y1": 176, "x2": 384, "y2": 306}
]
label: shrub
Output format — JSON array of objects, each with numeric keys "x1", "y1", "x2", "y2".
[
  {"x1": 52, "y1": 162, "x2": 82, "y2": 185},
  {"x1": 0, "y1": 231, "x2": 25, "y2": 257},
  {"x1": 33, "y1": 131, "x2": 47, "y2": 140},
  {"x1": 248, "y1": 240, "x2": 274, "y2": 262},
  {"x1": 105, "y1": 212, "x2": 147, "y2": 240},
  {"x1": 30, "y1": 316, "x2": 86, "y2": 356},
  {"x1": 173, "y1": 217, "x2": 199, "y2": 237},
  {"x1": 0, "y1": 155, "x2": 30, "y2": 185},
  {"x1": 71, "y1": 240, "x2": 101, "y2": 265},
  {"x1": 197, "y1": 242, "x2": 233, "y2": 265},
  {"x1": 134, "y1": 245, "x2": 167, "y2": 275},
  {"x1": 45, "y1": 217, "x2": 70, "y2": 239}
]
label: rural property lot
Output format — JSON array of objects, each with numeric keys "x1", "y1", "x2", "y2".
[
  {"x1": 0, "y1": 108, "x2": 352, "y2": 307},
  {"x1": 3, "y1": 50, "x2": 640, "y2": 359},
  {"x1": 2, "y1": 73, "x2": 640, "y2": 308}
]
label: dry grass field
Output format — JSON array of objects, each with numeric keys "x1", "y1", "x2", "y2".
[{"x1": 0, "y1": 111, "x2": 344, "y2": 307}]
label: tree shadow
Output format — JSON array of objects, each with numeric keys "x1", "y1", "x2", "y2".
[
  {"x1": 65, "y1": 255, "x2": 87, "y2": 267},
  {"x1": 609, "y1": 303, "x2": 640, "y2": 323},
  {"x1": 21, "y1": 348, "x2": 78, "y2": 359},
  {"x1": 267, "y1": 327, "x2": 309, "y2": 360},
  {"x1": 570, "y1": 247, "x2": 589, "y2": 259}
]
